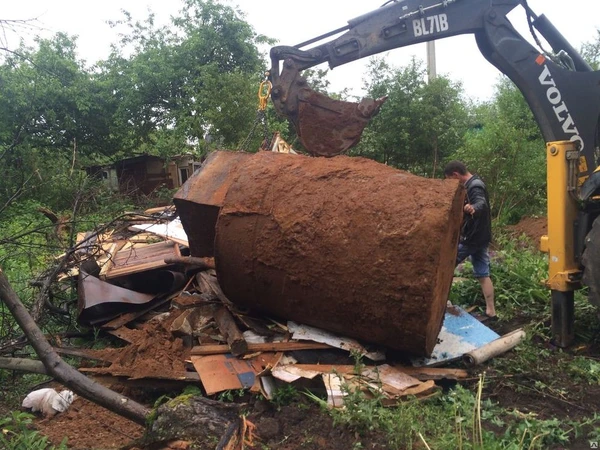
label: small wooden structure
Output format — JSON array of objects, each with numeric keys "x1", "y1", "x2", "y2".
[{"x1": 87, "y1": 154, "x2": 200, "y2": 196}]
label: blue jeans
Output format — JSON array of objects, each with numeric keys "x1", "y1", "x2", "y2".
[{"x1": 456, "y1": 243, "x2": 490, "y2": 278}]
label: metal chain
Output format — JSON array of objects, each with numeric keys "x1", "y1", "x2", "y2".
[
  {"x1": 238, "y1": 77, "x2": 273, "y2": 152},
  {"x1": 238, "y1": 109, "x2": 272, "y2": 152}
]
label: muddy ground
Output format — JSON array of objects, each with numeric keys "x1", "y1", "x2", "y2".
[
  {"x1": 25, "y1": 312, "x2": 599, "y2": 450},
  {"x1": 8, "y1": 217, "x2": 599, "y2": 449}
]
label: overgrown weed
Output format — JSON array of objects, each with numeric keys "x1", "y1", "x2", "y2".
[
  {"x1": 0, "y1": 411, "x2": 68, "y2": 450},
  {"x1": 305, "y1": 374, "x2": 598, "y2": 449}
]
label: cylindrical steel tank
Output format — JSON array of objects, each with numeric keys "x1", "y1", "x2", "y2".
[{"x1": 214, "y1": 152, "x2": 464, "y2": 356}]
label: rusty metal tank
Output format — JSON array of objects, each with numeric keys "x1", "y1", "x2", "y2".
[{"x1": 206, "y1": 151, "x2": 464, "y2": 356}]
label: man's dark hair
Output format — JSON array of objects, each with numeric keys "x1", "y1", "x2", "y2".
[{"x1": 444, "y1": 160, "x2": 468, "y2": 176}]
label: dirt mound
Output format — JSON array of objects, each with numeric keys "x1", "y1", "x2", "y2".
[
  {"x1": 35, "y1": 396, "x2": 144, "y2": 449},
  {"x1": 90, "y1": 311, "x2": 190, "y2": 380},
  {"x1": 506, "y1": 216, "x2": 547, "y2": 244}
]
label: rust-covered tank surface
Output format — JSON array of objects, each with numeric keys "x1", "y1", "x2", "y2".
[
  {"x1": 173, "y1": 151, "x2": 251, "y2": 256},
  {"x1": 210, "y1": 151, "x2": 464, "y2": 356}
]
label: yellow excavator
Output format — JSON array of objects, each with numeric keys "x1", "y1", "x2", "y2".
[{"x1": 268, "y1": 0, "x2": 600, "y2": 347}]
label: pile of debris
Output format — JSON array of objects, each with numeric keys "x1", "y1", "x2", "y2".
[
  {"x1": 62, "y1": 207, "x2": 459, "y2": 403},
  {"x1": 51, "y1": 168, "x2": 522, "y2": 412},
  {"x1": 19, "y1": 150, "x2": 528, "y2": 449}
]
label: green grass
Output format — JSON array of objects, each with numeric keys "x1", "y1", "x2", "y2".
[
  {"x1": 0, "y1": 411, "x2": 68, "y2": 450},
  {"x1": 303, "y1": 238, "x2": 600, "y2": 449},
  {"x1": 305, "y1": 374, "x2": 599, "y2": 450}
]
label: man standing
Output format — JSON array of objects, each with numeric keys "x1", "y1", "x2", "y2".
[{"x1": 444, "y1": 160, "x2": 496, "y2": 320}]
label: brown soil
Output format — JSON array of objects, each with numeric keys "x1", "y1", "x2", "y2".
[
  {"x1": 505, "y1": 216, "x2": 547, "y2": 245},
  {"x1": 245, "y1": 399, "x2": 389, "y2": 450},
  {"x1": 35, "y1": 396, "x2": 144, "y2": 450},
  {"x1": 32, "y1": 394, "x2": 389, "y2": 450},
  {"x1": 90, "y1": 311, "x2": 190, "y2": 380},
  {"x1": 22, "y1": 314, "x2": 599, "y2": 449},
  {"x1": 32, "y1": 370, "x2": 600, "y2": 450}
]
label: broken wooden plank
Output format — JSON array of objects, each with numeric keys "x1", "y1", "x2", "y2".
[
  {"x1": 394, "y1": 380, "x2": 438, "y2": 398},
  {"x1": 196, "y1": 271, "x2": 238, "y2": 310},
  {"x1": 190, "y1": 353, "x2": 281, "y2": 395},
  {"x1": 128, "y1": 232, "x2": 163, "y2": 243},
  {"x1": 191, "y1": 341, "x2": 332, "y2": 356},
  {"x1": 172, "y1": 292, "x2": 212, "y2": 309},
  {"x1": 390, "y1": 366, "x2": 469, "y2": 381},
  {"x1": 100, "y1": 295, "x2": 173, "y2": 331},
  {"x1": 104, "y1": 240, "x2": 181, "y2": 279},
  {"x1": 213, "y1": 307, "x2": 248, "y2": 356},
  {"x1": 143, "y1": 205, "x2": 177, "y2": 215},
  {"x1": 266, "y1": 363, "x2": 468, "y2": 381},
  {"x1": 363, "y1": 364, "x2": 421, "y2": 395},
  {"x1": 278, "y1": 364, "x2": 355, "y2": 374},
  {"x1": 98, "y1": 242, "x2": 125, "y2": 278}
]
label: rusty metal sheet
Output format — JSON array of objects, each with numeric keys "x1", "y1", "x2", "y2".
[
  {"x1": 77, "y1": 270, "x2": 155, "y2": 325},
  {"x1": 173, "y1": 151, "x2": 252, "y2": 256},
  {"x1": 173, "y1": 151, "x2": 251, "y2": 207}
]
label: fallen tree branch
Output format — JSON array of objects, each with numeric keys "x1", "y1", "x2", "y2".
[
  {"x1": 0, "y1": 356, "x2": 47, "y2": 374},
  {"x1": 0, "y1": 269, "x2": 150, "y2": 425}
]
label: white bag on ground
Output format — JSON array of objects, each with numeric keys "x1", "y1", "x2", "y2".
[{"x1": 22, "y1": 388, "x2": 75, "y2": 417}]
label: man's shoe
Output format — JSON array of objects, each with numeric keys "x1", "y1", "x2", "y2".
[{"x1": 473, "y1": 312, "x2": 498, "y2": 323}]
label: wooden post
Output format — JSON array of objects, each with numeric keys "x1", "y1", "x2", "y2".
[{"x1": 213, "y1": 307, "x2": 248, "y2": 356}]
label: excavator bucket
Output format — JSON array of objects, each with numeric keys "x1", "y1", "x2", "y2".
[
  {"x1": 295, "y1": 90, "x2": 386, "y2": 157},
  {"x1": 270, "y1": 59, "x2": 386, "y2": 157}
]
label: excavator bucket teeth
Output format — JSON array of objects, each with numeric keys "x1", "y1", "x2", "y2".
[{"x1": 295, "y1": 90, "x2": 386, "y2": 157}]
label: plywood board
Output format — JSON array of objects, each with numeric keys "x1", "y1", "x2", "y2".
[
  {"x1": 104, "y1": 240, "x2": 181, "y2": 279},
  {"x1": 191, "y1": 353, "x2": 281, "y2": 395}
]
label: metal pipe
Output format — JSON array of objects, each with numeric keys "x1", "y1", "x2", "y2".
[{"x1": 533, "y1": 14, "x2": 592, "y2": 72}]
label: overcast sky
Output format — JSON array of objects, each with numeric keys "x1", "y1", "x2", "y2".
[{"x1": 3, "y1": 0, "x2": 600, "y2": 101}]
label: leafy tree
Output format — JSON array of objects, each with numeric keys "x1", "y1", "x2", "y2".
[
  {"x1": 0, "y1": 33, "x2": 115, "y2": 210},
  {"x1": 100, "y1": 0, "x2": 272, "y2": 157},
  {"x1": 352, "y1": 57, "x2": 469, "y2": 177},
  {"x1": 0, "y1": 0, "x2": 275, "y2": 211},
  {"x1": 580, "y1": 29, "x2": 600, "y2": 69}
]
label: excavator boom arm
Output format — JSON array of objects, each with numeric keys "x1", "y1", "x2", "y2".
[{"x1": 270, "y1": 0, "x2": 600, "y2": 184}]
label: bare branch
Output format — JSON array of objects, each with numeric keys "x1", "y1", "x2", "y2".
[
  {"x1": 0, "y1": 356, "x2": 47, "y2": 374},
  {"x1": 0, "y1": 269, "x2": 151, "y2": 425}
]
